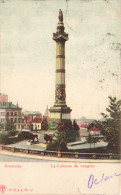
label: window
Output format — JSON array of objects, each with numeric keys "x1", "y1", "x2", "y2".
[
  {"x1": 18, "y1": 118, "x2": 20, "y2": 123},
  {"x1": 15, "y1": 118, "x2": 17, "y2": 123},
  {"x1": 11, "y1": 112, "x2": 13, "y2": 116},
  {"x1": 18, "y1": 112, "x2": 21, "y2": 116},
  {"x1": 15, "y1": 112, "x2": 17, "y2": 116},
  {"x1": 7, "y1": 112, "x2": 9, "y2": 116},
  {"x1": 11, "y1": 118, "x2": 13, "y2": 123}
]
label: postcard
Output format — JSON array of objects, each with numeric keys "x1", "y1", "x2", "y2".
[{"x1": 0, "y1": 0, "x2": 121, "y2": 195}]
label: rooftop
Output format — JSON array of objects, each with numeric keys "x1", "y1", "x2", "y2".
[
  {"x1": 32, "y1": 117, "x2": 43, "y2": 123},
  {"x1": 0, "y1": 102, "x2": 22, "y2": 109}
]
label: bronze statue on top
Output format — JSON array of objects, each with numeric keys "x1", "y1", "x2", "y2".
[{"x1": 58, "y1": 9, "x2": 63, "y2": 22}]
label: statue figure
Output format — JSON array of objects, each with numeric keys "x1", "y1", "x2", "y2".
[
  {"x1": 73, "y1": 120, "x2": 80, "y2": 131},
  {"x1": 58, "y1": 120, "x2": 65, "y2": 131},
  {"x1": 58, "y1": 9, "x2": 63, "y2": 22}
]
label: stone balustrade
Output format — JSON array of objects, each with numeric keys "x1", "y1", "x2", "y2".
[{"x1": 0, "y1": 146, "x2": 120, "y2": 160}]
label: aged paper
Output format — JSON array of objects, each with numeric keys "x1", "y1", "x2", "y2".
[{"x1": 0, "y1": 0, "x2": 121, "y2": 195}]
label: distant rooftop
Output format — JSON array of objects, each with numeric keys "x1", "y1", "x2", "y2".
[
  {"x1": 23, "y1": 110, "x2": 42, "y2": 115},
  {"x1": 32, "y1": 117, "x2": 43, "y2": 123},
  {"x1": 0, "y1": 102, "x2": 22, "y2": 109}
]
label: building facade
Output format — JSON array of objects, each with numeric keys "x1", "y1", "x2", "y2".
[
  {"x1": 0, "y1": 109, "x2": 6, "y2": 129},
  {"x1": 22, "y1": 113, "x2": 43, "y2": 130},
  {"x1": 0, "y1": 102, "x2": 22, "y2": 130},
  {"x1": 22, "y1": 115, "x2": 32, "y2": 130},
  {"x1": 32, "y1": 117, "x2": 43, "y2": 130}
]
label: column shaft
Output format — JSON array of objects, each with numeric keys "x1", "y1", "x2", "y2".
[{"x1": 55, "y1": 42, "x2": 66, "y2": 104}]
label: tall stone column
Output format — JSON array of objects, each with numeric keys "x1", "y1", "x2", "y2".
[{"x1": 49, "y1": 10, "x2": 72, "y2": 130}]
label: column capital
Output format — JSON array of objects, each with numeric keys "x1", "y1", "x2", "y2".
[
  {"x1": 53, "y1": 33, "x2": 68, "y2": 42},
  {"x1": 53, "y1": 9, "x2": 69, "y2": 42}
]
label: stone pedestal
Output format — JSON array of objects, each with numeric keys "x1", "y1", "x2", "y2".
[{"x1": 49, "y1": 10, "x2": 72, "y2": 130}]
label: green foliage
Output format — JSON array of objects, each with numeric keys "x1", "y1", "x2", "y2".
[
  {"x1": 97, "y1": 96, "x2": 121, "y2": 152},
  {"x1": 86, "y1": 133, "x2": 93, "y2": 148},
  {"x1": 47, "y1": 129, "x2": 69, "y2": 152},
  {"x1": 6, "y1": 122, "x2": 16, "y2": 131},
  {"x1": 46, "y1": 141, "x2": 68, "y2": 152},
  {"x1": 53, "y1": 130, "x2": 67, "y2": 151},
  {"x1": 41, "y1": 118, "x2": 48, "y2": 130},
  {"x1": 92, "y1": 137, "x2": 99, "y2": 148},
  {"x1": 18, "y1": 131, "x2": 35, "y2": 140},
  {"x1": 66, "y1": 128, "x2": 79, "y2": 142},
  {"x1": 47, "y1": 119, "x2": 80, "y2": 151},
  {"x1": 44, "y1": 134, "x2": 52, "y2": 143},
  {"x1": 0, "y1": 123, "x2": 5, "y2": 131},
  {"x1": 8, "y1": 131, "x2": 18, "y2": 137},
  {"x1": 0, "y1": 133, "x2": 10, "y2": 144}
]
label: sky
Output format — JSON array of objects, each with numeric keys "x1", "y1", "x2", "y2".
[{"x1": 0, "y1": 0, "x2": 121, "y2": 119}]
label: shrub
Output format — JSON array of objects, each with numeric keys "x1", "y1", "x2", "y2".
[
  {"x1": 47, "y1": 141, "x2": 68, "y2": 152},
  {"x1": 8, "y1": 131, "x2": 19, "y2": 137},
  {"x1": 6, "y1": 122, "x2": 16, "y2": 131},
  {"x1": 0, "y1": 133, "x2": 10, "y2": 144},
  {"x1": 18, "y1": 131, "x2": 35, "y2": 140},
  {"x1": 1, "y1": 131, "x2": 10, "y2": 136},
  {"x1": 44, "y1": 134, "x2": 53, "y2": 143}
]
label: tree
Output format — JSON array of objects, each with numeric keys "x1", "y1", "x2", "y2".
[
  {"x1": 92, "y1": 137, "x2": 99, "y2": 148},
  {"x1": 31, "y1": 124, "x2": 33, "y2": 131},
  {"x1": 52, "y1": 120, "x2": 67, "y2": 151},
  {"x1": 46, "y1": 120, "x2": 68, "y2": 152},
  {"x1": 86, "y1": 133, "x2": 93, "y2": 149},
  {"x1": 6, "y1": 122, "x2": 16, "y2": 131},
  {"x1": 98, "y1": 96, "x2": 121, "y2": 152},
  {"x1": 46, "y1": 130, "x2": 68, "y2": 152},
  {"x1": 44, "y1": 134, "x2": 53, "y2": 143},
  {"x1": 53, "y1": 130, "x2": 67, "y2": 151},
  {"x1": 0, "y1": 123, "x2": 5, "y2": 131},
  {"x1": 41, "y1": 117, "x2": 48, "y2": 130}
]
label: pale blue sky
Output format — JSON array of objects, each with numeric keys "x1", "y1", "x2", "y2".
[{"x1": 0, "y1": 0, "x2": 121, "y2": 119}]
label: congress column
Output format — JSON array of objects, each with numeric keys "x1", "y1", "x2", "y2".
[
  {"x1": 54, "y1": 10, "x2": 68, "y2": 106},
  {"x1": 49, "y1": 10, "x2": 72, "y2": 130}
]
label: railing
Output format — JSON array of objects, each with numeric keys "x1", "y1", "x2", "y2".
[{"x1": 0, "y1": 145, "x2": 120, "y2": 160}]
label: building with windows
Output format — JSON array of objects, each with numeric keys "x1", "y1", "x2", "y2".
[
  {"x1": 31, "y1": 117, "x2": 43, "y2": 130},
  {"x1": 22, "y1": 113, "x2": 42, "y2": 130},
  {"x1": 0, "y1": 102, "x2": 22, "y2": 130},
  {"x1": 0, "y1": 109, "x2": 6, "y2": 129},
  {"x1": 22, "y1": 115, "x2": 32, "y2": 130}
]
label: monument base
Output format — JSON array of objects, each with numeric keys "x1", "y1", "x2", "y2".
[{"x1": 49, "y1": 105, "x2": 72, "y2": 130}]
